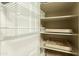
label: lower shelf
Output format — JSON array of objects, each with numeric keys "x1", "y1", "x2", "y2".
[{"x1": 41, "y1": 46, "x2": 77, "y2": 55}]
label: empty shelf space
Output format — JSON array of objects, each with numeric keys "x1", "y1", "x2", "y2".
[
  {"x1": 41, "y1": 32, "x2": 77, "y2": 36},
  {"x1": 41, "y1": 46, "x2": 77, "y2": 55},
  {"x1": 41, "y1": 15, "x2": 77, "y2": 20}
]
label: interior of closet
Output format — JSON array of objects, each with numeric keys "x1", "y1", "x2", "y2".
[{"x1": 40, "y1": 2, "x2": 79, "y2": 56}]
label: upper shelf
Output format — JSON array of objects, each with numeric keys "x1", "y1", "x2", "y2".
[
  {"x1": 41, "y1": 15, "x2": 78, "y2": 21},
  {"x1": 40, "y1": 32, "x2": 77, "y2": 36}
]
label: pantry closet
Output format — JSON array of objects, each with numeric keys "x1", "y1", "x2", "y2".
[{"x1": 40, "y1": 2, "x2": 79, "y2": 56}]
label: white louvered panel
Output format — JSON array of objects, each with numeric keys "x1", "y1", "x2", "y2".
[
  {"x1": 0, "y1": 2, "x2": 40, "y2": 56},
  {"x1": 1, "y1": 34, "x2": 40, "y2": 56}
]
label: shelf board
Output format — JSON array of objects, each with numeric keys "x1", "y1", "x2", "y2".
[
  {"x1": 41, "y1": 46, "x2": 77, "y2": 55},
  {"x1": 41, "y1": 15, "x2": 77, "y2": 21},
  {"x1": 41, "y1": 32, "x2": 77, "y2": 36}
]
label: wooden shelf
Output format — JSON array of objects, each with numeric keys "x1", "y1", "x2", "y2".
[
  {"x1": 41, "y1": 32, "x2": 77, "y2": 36},
  {"x1": 41, "y1": 15, "x2": 77, "y2": 21},
  {"x1": 41, "y1": 46, "x2": 77, "y2": 55}
]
